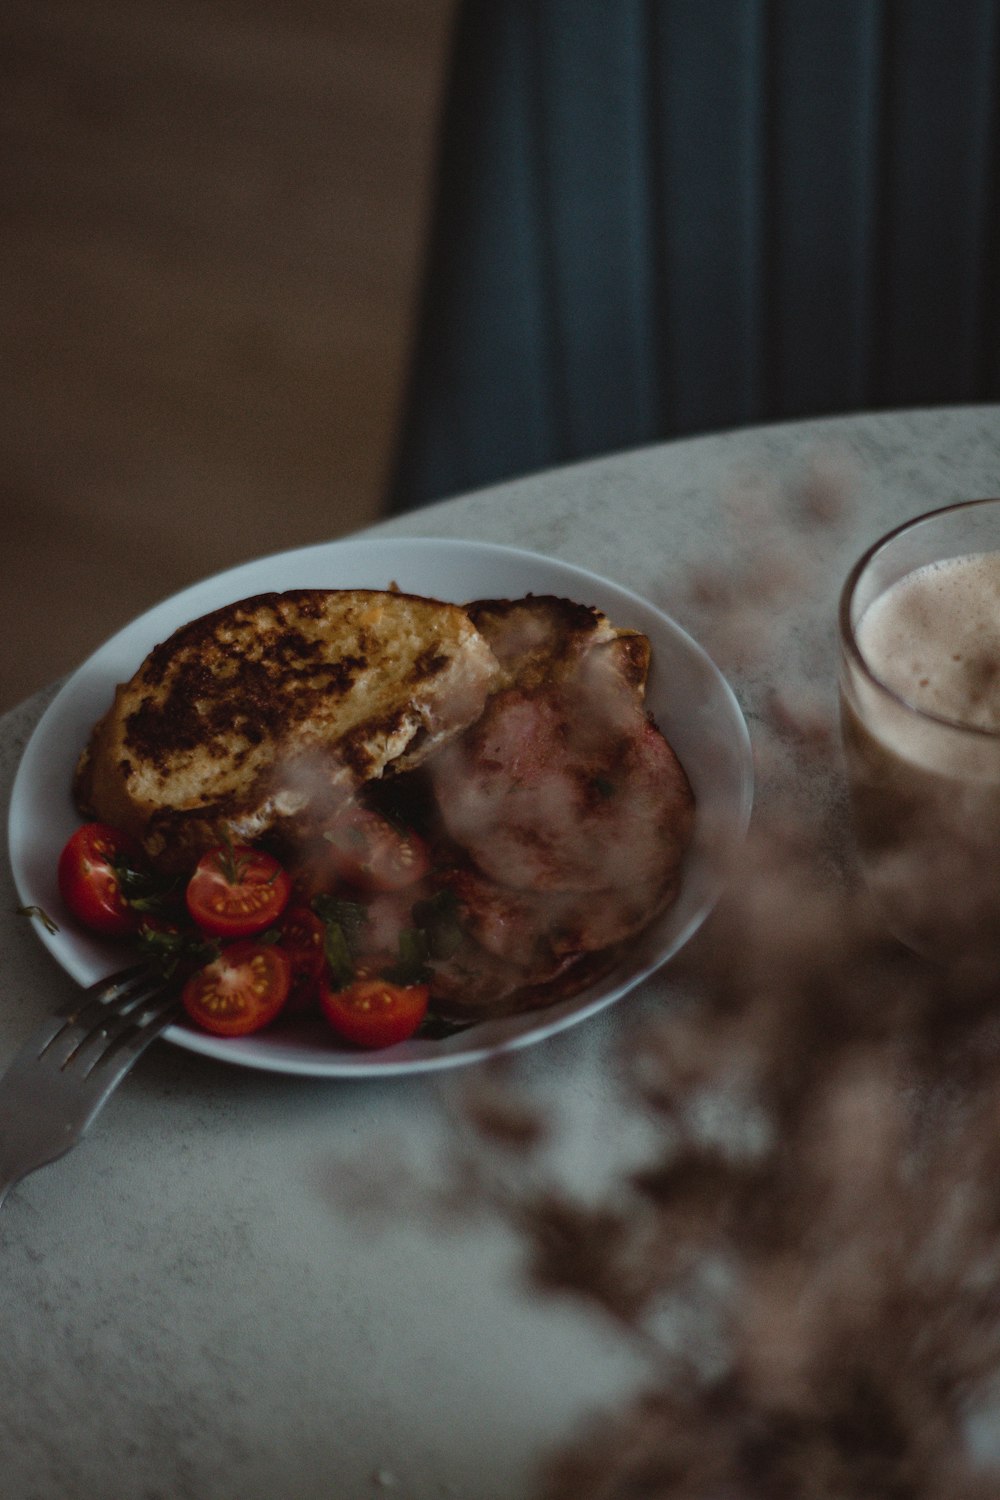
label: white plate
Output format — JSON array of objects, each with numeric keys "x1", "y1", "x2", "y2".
[{"x1": 8, "y1": 538, "x2": 753, "y2": 1077}]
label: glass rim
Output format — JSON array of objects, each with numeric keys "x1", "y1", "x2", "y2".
[{"x1": 838, "y1": 496, "x2": 1000, "y2": 742}]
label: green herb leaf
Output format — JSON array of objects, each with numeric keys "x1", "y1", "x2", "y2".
[
  {"x1": 111, "y1": 860, "x2": 182, "y2": 915},
  {"x1": 311, "y1": 895, "x2": 367, "y2": 948},
  {"x1": 312, "y1": 895, "x2": 368, "y2": 989},
  {"x1": 323, "y1": 922, "x2": 355, "y2": 989},
  {"x1": 135, "y1": 923, "x2": 219, "y2": 979},
  {"x1": 411, "y1": 888, "x2": 464, "y2": 960},
  {"x1": 213, "y1": 827, "x2": 251, "y2": 886},
  {"x1": 15, "y1": 904, "x2": 60, "y2": 935},
  {"x1": 417, "y1": 1013, "x2": 475, "y2": 1039},
  {"x1": 383, "y1": 927, "x2": 431, "y2": 986}
]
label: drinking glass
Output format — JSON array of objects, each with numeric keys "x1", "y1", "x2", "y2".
[{"x1": 838, "y1": 498, "x2": 1000, "y2": 959}]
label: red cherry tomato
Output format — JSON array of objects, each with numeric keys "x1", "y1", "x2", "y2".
[
  {"x1": 319, "y1": 976, "x2": 429, "y2": 1049},
  {"x1": 321, "y1": 805, "x2": 429, "y2": 894},
  {"x1": 57, "y1": 823, "x2": 140, "y2": 936},
  {"x1": 185, "y1": 845, "x2": 291, "y2": 938},
  {"x1": 181, "y1": 941, "x2": 292, "y2": 1037},
  {"x1": 276, "y1": 905, "x2": 327, "y2": 1012}
]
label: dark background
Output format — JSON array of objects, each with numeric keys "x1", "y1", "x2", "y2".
[{"x1": 1, "y1": 0, "x2": 455, "y2": 711}]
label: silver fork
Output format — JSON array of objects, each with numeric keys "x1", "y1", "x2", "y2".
[{"x1": 0, "y1": 965, "x2": 180, "y2": 1210}]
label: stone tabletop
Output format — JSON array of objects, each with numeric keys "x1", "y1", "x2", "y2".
[{"x1": 2, "y1": 407, "x2": 998, "y2": 1500}]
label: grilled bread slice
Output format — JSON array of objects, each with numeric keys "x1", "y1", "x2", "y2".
[
  {"x1": 74, "y1": 588, "x2": 501, "y2": 869},
  {"x1": 466, "y1": 594, "x2": 651, "y2": 696}
]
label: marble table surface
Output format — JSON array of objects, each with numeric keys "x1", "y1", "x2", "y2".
[{"x1": 2, "y1": 406, "x2": 998, "y2": 1499}]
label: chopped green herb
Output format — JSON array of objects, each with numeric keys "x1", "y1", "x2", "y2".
[
  {"x1": 311, "y1": 895, "x2": 367, "y2": 948},
  {"x1": 15, "y1": 904, "x2": 59, "y2": 935},
  {"x1": 418, "y1": 1012, "x2": 475, "y2": 1039},
  {"x1": 312, "y1": 895, "x2": 368, "y2": 989},
  {"x1": 323, "y1": 922, "x2": 355, "y2": 989},
  {"x1": 213, "y1": 827, "x2": 252, "y2": 885},
  {"x1": 111, "y1": 859, "x2": 181, "y2": 914},
  {"x1": 383, "y1": 927, "x2": 431, "y2": 986},
  {"x1": 412, "y1": 888, "x2": 464, "y2": 960},
  {"x1": 135, "y1": 923, "x2": 219, "y2": 979}
]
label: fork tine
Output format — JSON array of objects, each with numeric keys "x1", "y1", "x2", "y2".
[
  {"x1": 0, "y1": 964, "x2": 180, "y2": 1208},
  {"x1": 71, "y1": 988, "x2": 182, "y2": 1086},
  {"x1": 38, "y1": 967, "x2": 167, "y2": 1069}
]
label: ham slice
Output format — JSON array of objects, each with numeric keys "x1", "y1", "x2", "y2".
[
  {"x1": 429, "y1": 675, "x2": 694, "y2": 897},
  {"x1": 419, "y1": 595, "x2": 696, "y2": 1020}
]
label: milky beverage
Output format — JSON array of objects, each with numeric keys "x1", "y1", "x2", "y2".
[{"x1": 840, "y1": 549, "x2": 1000, "y2": 955}]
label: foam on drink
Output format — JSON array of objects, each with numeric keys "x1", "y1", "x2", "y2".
[
  {"x1": 848, "y1": 552, "x2": 1000, "y2": 786},
  {"x1": 856, "y1": 551, "x2": 1000, "y2": 732},
  {"x1": 841, "y1": 547, "x2": 1000, "y2": 953}
]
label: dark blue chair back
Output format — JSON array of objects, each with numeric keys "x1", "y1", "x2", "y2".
[{"x1": 388, "y1": 0, "x2": 1000, "y2": 514}]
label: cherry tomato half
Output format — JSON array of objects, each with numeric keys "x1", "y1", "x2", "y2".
[
  {"x1": 185, "y1": 844, "x2": 291, "y2": 938},
  {"x1": 321, "y1": 805, "x2": 429, "y2": 894},
  {"x1": 276, "y1": 905, "x2": 327, "y2": 1012},
  {"x1": 319, "y1": 976, "x2": 429, "y2": 1049},
  {"x1": 57, "y1": 822, "x2": 140, "y2": 936},
  {"x1": 181, "y1": 941, "x2": 292, "y2": 1037}
]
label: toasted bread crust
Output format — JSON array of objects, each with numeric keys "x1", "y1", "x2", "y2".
[
  {"x1": 75, "y1": 588, "x2": 501, "y2": 868},
  {"x1": 466, "y1": 595, "x2": 651, "y2": 695}
]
